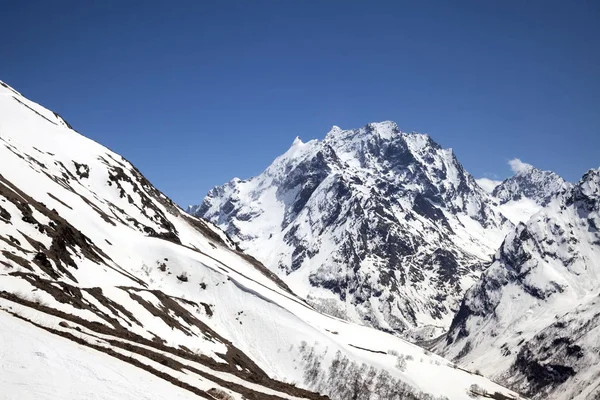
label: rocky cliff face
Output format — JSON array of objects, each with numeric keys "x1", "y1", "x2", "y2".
[
  {"x1": 437, "y1": 168, "x2": 600, "y2": 400},
  {"x1": 192, "y1": 122, "x2": 512, "y2": 339}
]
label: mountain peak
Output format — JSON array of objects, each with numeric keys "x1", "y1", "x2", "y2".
[
  {"x1": 326, "y1": 125, "x2": 343, "y2": 136},
  {"x1": 194, "y1": 120, "x2": 511, "y2": 339},
  {"x1": 568, "y1": 167, "x2": 600, "y2": 207},
  {"x1": 492, "y1": 161, "x2": 570, "y2": 206},
  {"x1": 508, "y1": 158, "x2": 535, "y2": 175},
  {"x1": 367, "y1": 120, "x2": 400, "y2": 136},
  {"x1": 325, "y1": 121, "x2": 400, "y2": 142},
  {"x1": 292, "y1": 136, "x2": 304, "y2": 146}
]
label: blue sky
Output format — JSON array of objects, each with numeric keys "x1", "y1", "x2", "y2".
[{"x1": 1, "y1": 1, "x2": 598, "y2": 206}]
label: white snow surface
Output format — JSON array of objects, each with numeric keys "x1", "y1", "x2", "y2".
[
  {"x1": 0, "y1": 81, "x2": 520, "y2": 400},
  {"x1": 0, "y1": 309, "x2": 229, "y2": 400},
  {"x1": 496, "y1": 197, "x2": 542, "y2": 225}
]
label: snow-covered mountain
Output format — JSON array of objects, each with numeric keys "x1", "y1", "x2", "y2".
[
  {"x1": 436, "y1": 168, "x2": 600, "y2": 400},
  {"x1": 191, "y1": 122, "x2": 513, "y2": 340},
  {"x1": 493, "y1": 159, "x2": 570, "y2": 206},
  {"x1": 0, "y1": 80, "x2": 520, "y2": 400},
  {"x1": 484, "y1": 160, "x2": 571, "y2": 225}
]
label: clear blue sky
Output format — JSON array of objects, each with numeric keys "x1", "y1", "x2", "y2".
[{"x1": 1, "y1": 1, "x2": 598, "y2": 206}]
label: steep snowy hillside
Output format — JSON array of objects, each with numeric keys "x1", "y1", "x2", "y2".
[
  {"x1": 0, "y1": 80, "x2": 520, "y2": 400},
  {"x1": 437, "y1": 168, "x2": 600, "y2": 400},
  {"x1": 486, "y1": 160, "x2": 571, "y2": 225},
  {"x1": 192, "y1": 122, "x2": 512, "y2": 339}
]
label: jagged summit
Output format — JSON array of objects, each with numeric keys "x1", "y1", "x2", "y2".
[
  {"x1": 325, "y1": 121, "x2": 400, "y2": 139},
  {"x1": 326, "y1": 125, "x2": 343, "y2": 136},
  {"x1": 493, "y1": 159, "x2": 571, "y2": 206},
  {"x1": 291, "y1": 135, "x2": 304, "y2": 146},
  {"x1": 192, "y1": 121, "x2": 512, "y2": 339}
]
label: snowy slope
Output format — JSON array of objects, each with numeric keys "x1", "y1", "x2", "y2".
[
  {"x1": 436, "y1": 168, "x2": 600, "y2": 399},
  {"x1": 0, "y1": 309, "x2": 234, "y2": 400},
  {"x1": 192, "y1": 122, "x2": 513, "y2": 339},
  {"x1": 0, "y1": 80, "x2": 520, "y2": 400}
]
